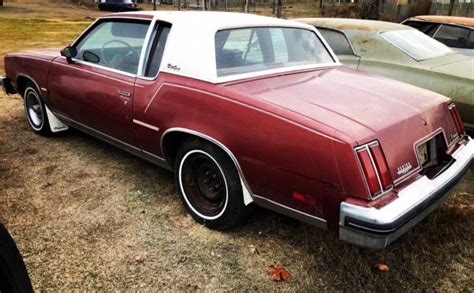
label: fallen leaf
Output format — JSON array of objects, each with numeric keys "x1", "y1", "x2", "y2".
[
  {"x1": 375, "y1": 263, "x2": 389, "y2": 272},
  {"x1": 249, "y1": 245, "x2": 260, "y2": 255},
  {"x1": 267, "y1": 265, "x2": 290, "y2": 282},
  {"x1": 135, "y1": 255, "x2": 144, "y2": 263},
  {"x1": 458, "y1": 204, "x2": 474, "y2": 210}
]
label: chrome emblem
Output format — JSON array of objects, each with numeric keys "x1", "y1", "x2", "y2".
[
  {"x1": 397, "y1": 163, "x2": 412, "y2": 175},
  {"x1": 451, "y1": 132, "x2": 459, "y2": 141}
]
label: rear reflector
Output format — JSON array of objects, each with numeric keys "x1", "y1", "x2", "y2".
[
  {"x1": 448, "y1": 103, "x2": 465, "y2": 136},
  {"x1": 355, "y1": 141, "x2": 393, "y2": 199},
  {"x1": 292, "y1": 192, "x2": 316, "y2": 205}
]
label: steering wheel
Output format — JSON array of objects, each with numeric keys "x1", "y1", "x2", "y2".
[{"x1": 101, "y1": 40, "x2": 133, "y2": 66}]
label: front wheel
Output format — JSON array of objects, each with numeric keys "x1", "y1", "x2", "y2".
[
  {"x1": 23, "y1": 82, "x2": 51, "y2": 136},
  {"x1": 175, "y1": 140, "x2": 250, "y2": 230}
]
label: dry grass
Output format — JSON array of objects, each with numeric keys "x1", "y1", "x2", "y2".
[{"x1": 0, "y1": 1, "x2": 473, "y2": 291}]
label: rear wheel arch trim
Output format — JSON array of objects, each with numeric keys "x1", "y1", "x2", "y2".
[
  {"x1": 16, "y1": 74, "x2": 41, "y2": 97},
  {"x1": 161, "y1": 127, "x2": 254, "y2": 205}
]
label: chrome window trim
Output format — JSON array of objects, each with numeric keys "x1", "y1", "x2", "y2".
[
  {"x1": 377, "y1": 29, "x2": 455, "y2": 62},
  {"x1": 69, "y1": 17, "x2": 153, "y2": 77},
  {"x1": 431, "y1": 23, "x2": 443, "y2": 39},
  {"x1": 315, "y1": 26, "x2": 360, "y2": 57},
  {"x1": 137, "y1": 16, "x2": 158, "y2": 77},
  {"x1": 60, "y1": 57, "x2": 138, "y2": 78},
  {"x1": 138, "y1": 17, "x2": 173, "y2": 81}
]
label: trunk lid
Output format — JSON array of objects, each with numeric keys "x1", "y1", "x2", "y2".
[{"x1": 225, "y1": 67, "x2": 458, "y2": 183}]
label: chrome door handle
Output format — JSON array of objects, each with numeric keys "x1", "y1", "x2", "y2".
[{"x1": 118, "y1": 90, "x2": 131, "y2": 97}]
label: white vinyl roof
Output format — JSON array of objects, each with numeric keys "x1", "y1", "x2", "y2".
[{"x1": 126, "y1": 11, "x2": 340, "y2": 83}]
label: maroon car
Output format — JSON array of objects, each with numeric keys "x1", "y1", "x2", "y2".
[{"x1": 1, "y1": 12, "x2": 473, "y2": 249}]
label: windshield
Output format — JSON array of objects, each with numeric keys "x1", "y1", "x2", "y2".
[
  {"x1": 380, "y1": 29, "x2": 453, "y2": 61},
  {"x1": 215, "y1": 27, "x2": 335, "y2": 77}
]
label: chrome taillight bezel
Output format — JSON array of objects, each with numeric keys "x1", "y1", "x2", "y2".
[{"x1": 354, "y1": 141, "x2": 394, "y2": 200}]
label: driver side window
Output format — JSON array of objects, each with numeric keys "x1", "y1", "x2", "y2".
[{"x1": 75, "y1": 20, "x2": 150, "y2": 74}]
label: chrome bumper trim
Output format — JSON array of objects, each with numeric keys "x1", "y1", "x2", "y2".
[
  {"x1": 0, "y1": 76, "x2": 5, "y2": 93},
  {"x1": 339, "y1": 137, "x2": 474, "y2": 249}
]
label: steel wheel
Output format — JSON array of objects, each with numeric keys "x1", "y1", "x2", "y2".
[{"x1": 179, "y1": 150, "x2": 228, "y2": 220}]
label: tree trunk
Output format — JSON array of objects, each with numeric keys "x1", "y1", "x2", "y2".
[
  {"x1": 360, "y1": 0, "x2": 382, "y2": 20},
  {"x1": 153, "y1": 0, "x2": 157, "y2": 10},
  {"x1": 277, "y1": 0, "x2": 282, "y2": 18},
  {"x1": 448, "y1": 0, "x2": 455, "y2": 16}
]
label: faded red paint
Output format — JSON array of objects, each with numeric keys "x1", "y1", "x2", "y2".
[{"x1": 3, "y1": 44, "x2": 463, "y2": 233}]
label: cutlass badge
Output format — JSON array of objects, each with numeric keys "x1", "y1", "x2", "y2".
[{"x1": 397, "y1": 163, "x2": 412, "y2": 175}]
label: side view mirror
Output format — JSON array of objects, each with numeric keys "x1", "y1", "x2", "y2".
[{"x1": 60, "y1": 46, "x2": 77, "y2": 63}]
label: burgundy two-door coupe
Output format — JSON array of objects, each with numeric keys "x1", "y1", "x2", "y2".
[{"x1": 1, "y1": 12, "x2": 473, "y2": 249}]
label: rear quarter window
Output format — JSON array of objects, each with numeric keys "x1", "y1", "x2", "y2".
[{"x1": 317, "y1": 28, "x2": 356, "y2": 56}]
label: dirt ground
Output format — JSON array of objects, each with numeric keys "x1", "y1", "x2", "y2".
[{"x1": 0, "y1": 1, "x2": 473, "y2": 291}]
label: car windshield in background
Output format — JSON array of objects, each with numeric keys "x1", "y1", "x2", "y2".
[
  {"x1": 380, "y1": 29, "x2": 453, "y2": 61},
  {"x1": 215, "y1": 27, "x2": 335, "y2": 77}
]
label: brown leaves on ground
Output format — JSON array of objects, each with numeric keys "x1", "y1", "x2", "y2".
[
  {"x1": 267, "y1": 265, "x2": 290, "y2": 282},
  {"x1": 135, "y1": 255, "x2": 144, "y2": 263},
  {"x1": 375, "y1": 263, "x2": 390, "y2": 272}
]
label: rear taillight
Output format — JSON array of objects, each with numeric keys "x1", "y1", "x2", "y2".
[
  {"x1": 448, "y1": 103, "x2": 465, "y2": 136},
  {"x1": 355, "y1": 141, "x2": 393, "y2": 199}
]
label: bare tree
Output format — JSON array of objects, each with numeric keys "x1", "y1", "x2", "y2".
[
  {"x1": 448, "y1": 0, "x2": 456, "y2": 16},
  {"x1": 153, "y1": 0, "x2": 157, "y2": 10},
  {"x1": 360, "y1": 0, "x2": 384, "y2": 20},
  {"x1": 276, "y1": 0, "x2": 282, "y2": 18}
]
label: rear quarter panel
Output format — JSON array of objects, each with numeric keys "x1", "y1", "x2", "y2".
[{"x1": 133, "y1": 73, "x2": 359, "y2": 228}]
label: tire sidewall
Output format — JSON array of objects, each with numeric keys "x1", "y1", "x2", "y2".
[
  {"x1": 175, "y1": 140, "x2": 246, "y2": 230},
  {"x1": 23, "y1": 83, "x2": 51, "y2": 135}
]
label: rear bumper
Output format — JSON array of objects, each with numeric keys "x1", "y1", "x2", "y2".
[
  {"x1": 0, "y1": 76, "x2": 16, "y2": 95},
  {"x1": 0, "y1": 76, "x2": 6, "y2": 93},
  {"x1": 339, "y1": 137, "x2": 474, "y2": 249}
]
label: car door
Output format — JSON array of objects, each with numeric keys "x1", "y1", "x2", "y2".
[
  {"x1": 317, "y1": 27, "x2": 361, "y2": 69},
  {"x1": 48, "y1": 18, "x2": 151, "y2": 145}
]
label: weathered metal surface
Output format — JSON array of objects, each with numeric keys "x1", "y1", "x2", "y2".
[
  {"x1": 411, "y1": 15, "x2": 474, "y2": 28},
  {"x1": 296, "y1": 18, "x2": 474, "y2": 129}
]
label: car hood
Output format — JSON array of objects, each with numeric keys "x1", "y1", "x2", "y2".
[
  {"x1": 420, "y1": 53, "x2": 474, "y2": 80},
  {"x1": 225, "y1": 67, "x2": 458, "y2": 183}
]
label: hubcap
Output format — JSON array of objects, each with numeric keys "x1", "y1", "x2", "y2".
[
  {"x1": 179, "y1": 150, "x2": 228, "y2": 220},
  {"x1": 25, "y1": 90, "x2": 43, "y2": 129}
]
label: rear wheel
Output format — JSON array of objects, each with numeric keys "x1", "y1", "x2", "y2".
[
  {"x1": 175, "y1": 140, "x2": 250, "y2": 230},
  {"x1": 23, "y1": 82, "x2": 51, "y2": 136}
]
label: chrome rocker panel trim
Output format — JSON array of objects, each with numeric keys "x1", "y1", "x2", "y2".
[
  {"x1": 55, "y1": 112, "x2": 170, "y2": 170},
  {"x1": 253, "y1": 194, "x2": 327, "y2": 230},
  {"x1": 339, "y1": 137, "x2": 474, "y2": 249}
]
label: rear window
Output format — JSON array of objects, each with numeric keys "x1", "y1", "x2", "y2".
[
  {"x1": 380, "y1": 29, "x2": 453, "y2": 61},
  {"x1": 215, "y1": 27, "x2": 335, "y2": 77}
]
